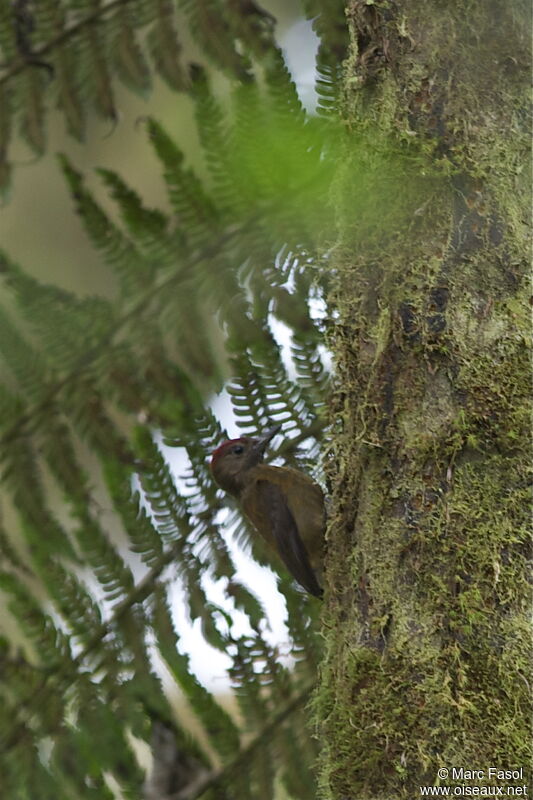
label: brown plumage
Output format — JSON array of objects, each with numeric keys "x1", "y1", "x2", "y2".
[{"x1": 210, "y1": 426, "x2": 325, "y2": 598}]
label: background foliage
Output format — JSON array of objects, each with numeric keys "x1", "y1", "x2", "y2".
[{"x1": 0, "y1": 1, "x2": 349, "y2": 797}]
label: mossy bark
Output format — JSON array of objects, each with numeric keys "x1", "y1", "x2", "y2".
[{"x1": 316, "y1": 2, "x2": 531, "y2": 798}]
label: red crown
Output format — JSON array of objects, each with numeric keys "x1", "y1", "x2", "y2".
[{"x1": 210, "y1": 437, "x2": 251, "y2": 467}]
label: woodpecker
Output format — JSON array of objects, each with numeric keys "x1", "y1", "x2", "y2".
[{"x1": 210, "y1": 425, "x2": 325, "y2": 598}]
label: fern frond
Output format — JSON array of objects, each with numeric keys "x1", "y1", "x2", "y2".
[
  {"x1": 31, "y1": 555, "x2": 103, "y2": 647},
  {"x1": 134, "y1": 426, "x2": 193, "y2": 548},
  {"x1": 0, "y1": 571, "x2": 71, "y2": 667},
  {"x1": 79, "y1": 13, "x2": 116, "y2": 121},
  {"x1": 39, "y1": 407, "x2": 91, "y2": 510},
  {"x1": 2, "y1": 264, "x2": 116, "y2": 372},
  {"x1": 291, "y1": 332, "x2": 329, "y2": 406},
  {"x1": 2, "y1": 432, "x2": 79, "y2": 563},
  {"x1": 59, "y1": 154, "x2": 156, "y2": 295},
  {"x1": 146, "y1": 116, "x2": 221, "y2": 245},
  {"x1": 147, "y1": 0, "x2": 187, "y2": 90},
  {"x1": 301, "y1": 0, "x2": 349, "y2": 116},
  {"x1": 2, "y1": 740, "x2": 67, "y2": 800},
  {"x1": 277, "y1": 717, "x2": 318, "y2": 800},
  {"x1": 111, "y1": 6, "x2": 151, "y2": 96},
  {"x1": 262, "y1": 45, "x2": 306, "y2": 123},
  {"x1": 279, "y1": 575, "x2": 323, "y2": 674},
  {"x1": 0, "y1": 519, "x2": 29, "y2": 573},
  {"x1": 225, "y1": 0, "x2": 277, "y2": 60},
  {"x1": 0, "y1": 88, "x2": 12, "y2": 197},
  {"x1": 103, "y1": 456, "x2": 164, "y2": 567},
  {"x1": 184, "y1": 680, "x2": 316, "y2": 800},
  {"x1": 179, "y1": 0, "x2": 251, "y2": 81},
  {"x1": 96, "y1": 166, "x2": 176, "y2": 266},
  {"x1": 66, "y1": 375, "x2": 134, "y2": 465},
  {"x1": 0, "y1": 11, "x2": 340, "y2": 794},
  {"x1": 72, "y1": 512, "x2": 135, "y2": 601},
  {"x1": 68, "y1": 687, "x2": 144, "y2": 800},
  {"x1": 189, "y1": 65, "x2": 241, "y2": 215},
  {"x1": 0, "y1": 302, "x2": 54, "y2": 401},
  {"x1": 18, "y1": 68, "x2": 47, "y2": 153},
  {"x1": 53, "y1": 41, "x2": 86, "y2": 141},
  {"x1": 51, "y1": 717, "x2": 125, "y2": 799},
  {"x1": 0, "y1": 2, "x2": 18, "y2": 62},
  {"x1": 151, "y1": 584, "x2": 241, "y2": 761},
  {"x1": 163, "y1": 415, "x2": 241, "y2": 584},
  {"x1": 133, "y1": 426, "x2": 222, "y2": 627}
]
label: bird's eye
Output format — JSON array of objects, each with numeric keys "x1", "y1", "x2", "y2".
[{"x1": 232, "y1": 445, "x2": 244, "y2": 455}]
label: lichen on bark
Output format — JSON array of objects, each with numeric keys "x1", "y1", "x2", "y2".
[{"x1": 315, "y1": 2, "x2": 531, "y2": 797}]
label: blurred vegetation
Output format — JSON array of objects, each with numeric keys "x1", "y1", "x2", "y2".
[{"x1": 0, "y1": 1, "x2": 351, "y2": 798}]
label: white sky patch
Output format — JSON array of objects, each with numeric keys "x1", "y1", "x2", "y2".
[
  {"x1": 308, "y1": 291, "x2": 327, "y2": 323},
  {"x1": 167, "y1": 579, "x2": 233, "y2": 689},
  {"x1": 210, "y1": 388, "x2": 238, "y2": 437},
  {"x1": 269, "y1": 314, "x2": 296, "y2": 378},
  {"x1": 280, "y1": 18, "x2": 320, "y2": 113}
]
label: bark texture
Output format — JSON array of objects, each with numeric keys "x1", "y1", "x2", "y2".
[{"x1": 316, "y1": 2, "x2": 531, "y2": 797}]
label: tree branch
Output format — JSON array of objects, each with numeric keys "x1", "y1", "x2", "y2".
[
  {"x1": 1, "y1": 537, "x2": 184, "y2": 753},
  {"x1": 0, "y1": 0, "x2": 139, "y2": 87},
  {"x1": 0, "y1": 217, "x2": 258, "y2": 449},
  {"x1": 170, "y1": 682, "x2": 315, "y2": 800}
]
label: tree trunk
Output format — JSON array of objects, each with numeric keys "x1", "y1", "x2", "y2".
[{"x1": 316, "y1": 2, "x2": 531, "y2": 797}]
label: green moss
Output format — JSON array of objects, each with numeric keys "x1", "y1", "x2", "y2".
[{"x1": 315, "y1": 1, "x2": 531, "y2": 797}]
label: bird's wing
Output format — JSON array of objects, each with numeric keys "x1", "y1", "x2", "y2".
[
  {"x1": 248, "y1": 465, "x2": 325, "y2": 569},
  {"x1": 250, "y1": 479, "x2": 323, "y2": 598}
]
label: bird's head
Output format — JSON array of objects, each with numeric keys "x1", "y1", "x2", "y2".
[{"x1": 210, "y1": 425, "x2": 281, "y2": 495}]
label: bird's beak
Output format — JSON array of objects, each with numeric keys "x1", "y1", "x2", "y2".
[{"x1": 248, "y1": 424, "x2": 282, "y2": 461}]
